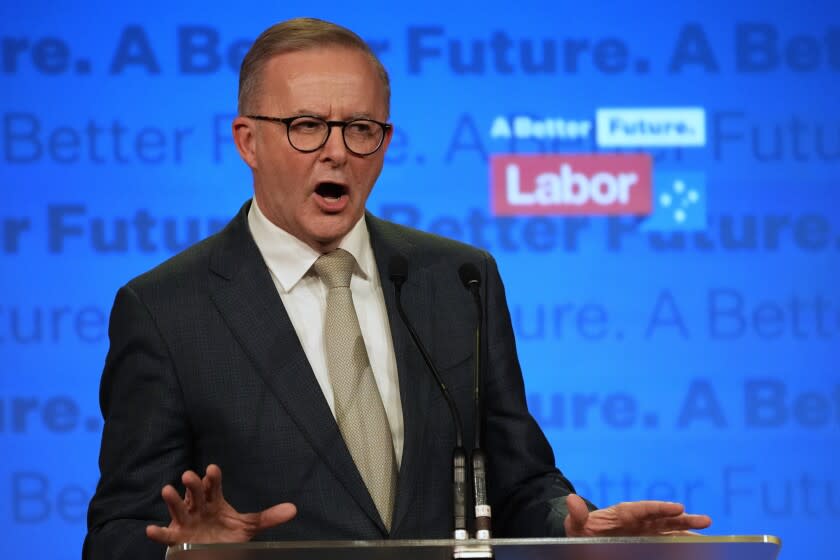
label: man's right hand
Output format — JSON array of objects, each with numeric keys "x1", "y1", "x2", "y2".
[
  {"x1": 145, "y1": 464, "x2": 297, "y2": 546},
  {"x1": 563, "y1": 494, "x2": 711, "y2": 537}
]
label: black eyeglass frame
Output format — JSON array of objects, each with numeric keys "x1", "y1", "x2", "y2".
[{"x1": 246, "y1": 114, "x2": 393, "y2": 156}]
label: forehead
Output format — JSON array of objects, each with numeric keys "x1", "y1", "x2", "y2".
[{"x1": 257, "y1": 47, "x2": 386, "y2": 117}]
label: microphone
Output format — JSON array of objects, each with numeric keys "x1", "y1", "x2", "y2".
[
  {"x1": 389, "y1": 256, "x2": 468, "y2": 540},
  {"x1": 458, "y1": 263, "x2": 491, "y2": 540}
]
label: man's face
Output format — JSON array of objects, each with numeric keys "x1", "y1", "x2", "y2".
[{"x1": 233, "y1": 47, "x2": 391, "y2": 252}]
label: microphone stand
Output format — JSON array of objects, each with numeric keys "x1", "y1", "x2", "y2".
[
  {"x1": 459, "y1": 263, "x2": 492, "y2": 540},
  {"x1": 390, "y1": 257, "x2": 468, "y2": 540}
]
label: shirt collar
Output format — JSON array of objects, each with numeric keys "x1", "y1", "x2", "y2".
[{"x1": 247, "y1": 198, "x2": 375, "y2": 293}]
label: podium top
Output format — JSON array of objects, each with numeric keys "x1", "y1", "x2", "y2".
[{"x1": 167, "y1": 535, "x2": 781, "y2": 560}]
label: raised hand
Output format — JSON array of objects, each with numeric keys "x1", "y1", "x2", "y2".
[
  {"x1": 146, "y1": 464, "x2": 297, "y2": 546},
  {"x1": 564, "y1": 494, "x2": 712, "y2": 537}
]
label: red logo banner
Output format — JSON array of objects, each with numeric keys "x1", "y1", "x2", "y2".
[{"x1": 491, "y1": 154, "x2": 653, "y2": 216}]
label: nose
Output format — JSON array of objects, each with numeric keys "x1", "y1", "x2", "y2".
[{"x1": 318, "y1": 123, "x2": 349, "y2": 165}]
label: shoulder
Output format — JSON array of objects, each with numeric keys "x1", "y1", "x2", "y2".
[
  {"x1": 367, "y1": 213, "x2": 495, "y2": 269},
  {"x1": 122, "y1": 204, "x2": 249, "y2": 305},
  {"x1": 125, "y1": 228, "x2": 221, "y2": 299}
]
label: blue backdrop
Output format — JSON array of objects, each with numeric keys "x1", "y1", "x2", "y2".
[{"x1": 1, "y1": 1, "x2": 838, "y2": 558}]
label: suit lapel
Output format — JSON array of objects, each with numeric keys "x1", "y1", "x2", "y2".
[
  {"x1": 367, "y1": 215, "x2": 436, "y2": 535},
  {"x1": 207, "y1": 204, "x2": 386, "y2": 533}
]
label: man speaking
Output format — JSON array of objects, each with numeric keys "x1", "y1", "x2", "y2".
[{"x1": 83, "y1": 17, "x2": 710, "y2": 559}]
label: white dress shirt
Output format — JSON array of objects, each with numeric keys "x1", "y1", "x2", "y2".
[{"x1": 247, "y1": 199, "x2": 404, "y2": 466}]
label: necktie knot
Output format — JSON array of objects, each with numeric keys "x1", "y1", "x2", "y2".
[{"x1": 313, "y1": 249, "x2": 356, "y2": 289}]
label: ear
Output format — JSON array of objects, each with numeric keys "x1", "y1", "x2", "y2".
[
  {"x1": 232, "y1": 116, "x2": 258, "y2": 169},
  {"x1": 379, "y1": 123, "x2": 395, "y2": 154}
]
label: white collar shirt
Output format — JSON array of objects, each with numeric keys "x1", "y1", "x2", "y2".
[{"x1": 247, "y1": 198, "x2": 404, "y2": 466}]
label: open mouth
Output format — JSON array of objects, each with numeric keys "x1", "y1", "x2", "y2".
[{"x1": 315, "y1": 182, "x2": 347, "y2": 200}]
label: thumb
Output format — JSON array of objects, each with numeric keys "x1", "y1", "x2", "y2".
[
  {"x1": 564, "y1": 494, "x2": 591, "y2": 536},
  {"x1": 257, "y1": 502, "x2": 297, "y2": 530}
]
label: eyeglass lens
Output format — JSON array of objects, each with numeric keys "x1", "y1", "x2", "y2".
[{"x1": 288, "y1": 117, "x2": 384, "y2": 155}]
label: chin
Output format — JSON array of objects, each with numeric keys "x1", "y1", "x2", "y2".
[
  {"x1": 308, "y1": 225, "x2": 353, "y2": 251},
  {"x1": 315, "y1": 214, "x2": 358, "y2": 236}
]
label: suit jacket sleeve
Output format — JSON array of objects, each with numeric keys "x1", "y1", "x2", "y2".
[
  {"x1": 84, "y1": 285, "x2": 187, "y2": 560},
  {"x1": 479, "y1": 253, "x2": 597, "y2": 536}
]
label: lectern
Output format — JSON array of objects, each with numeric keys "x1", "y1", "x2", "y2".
[{"x1": 167, "y1": 535, "x2": 781, "y2": 560}]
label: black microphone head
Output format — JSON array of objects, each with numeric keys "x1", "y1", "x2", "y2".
[
  {"x1": 389, "y1": 255, "x2": 408, "y2": 287},
  {"x1": 458, "y1": 263, "x2": 481, "y2": 289}
]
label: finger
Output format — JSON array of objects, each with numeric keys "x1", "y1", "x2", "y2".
[
  {"x1": 146, "y1": 524, "x2": 176, "y2": 546},
  {"x1": 566, "y1": 494, "x2": 591, "y2": 522},
  {"x1": 161, "y1": 484, "x2": 189, "y2": 523},
  {"x1": 563, "y1": 494, "x2": 590, "y2": 536},
  {"x1": 617, "y1": 500, "x2": 685, "y2": 522},
  {"x1": 204, "y1": 464, "x2": 223, "y2": 505},
  {"x1": 652, "y1": 514, "x2": 712, "y2": 532},
  {"x1": 182, "y1": 470, "x2": 206, "y2": 512},
  {"x1": 683, "y1": 514, "x2": 712, "y2": 529},
  {"x1": 635, "y1": 514, "x2": 710, "y2": 535},
  {"x1": 258, "y1": 502, "x2": 298, "y2": 530}
]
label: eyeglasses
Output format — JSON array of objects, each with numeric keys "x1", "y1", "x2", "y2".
[{"x1": 246, "y1": 114, "x2": 392, "y2": 156}]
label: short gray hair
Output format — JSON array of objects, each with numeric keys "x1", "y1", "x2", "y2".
[{"x1": 238, "y1": 18, "x2": 390, "y2": 115}]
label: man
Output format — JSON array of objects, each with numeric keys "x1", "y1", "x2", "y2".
[{"x1": 84, "y1": 18, "x2": 710, "y2": 559}]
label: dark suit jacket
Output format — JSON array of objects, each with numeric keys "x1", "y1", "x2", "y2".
[{"x1": 84, "y1": 202, "x2": 584, "y2": 559}]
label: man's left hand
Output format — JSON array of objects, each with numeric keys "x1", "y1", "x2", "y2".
[{"x1": 564, "y1": 494, "x2": 712, "y2": 537}]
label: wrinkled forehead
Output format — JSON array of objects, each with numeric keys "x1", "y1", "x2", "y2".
[{"x1": 256, "y1": 47, "x2": 388, "y2": 116}]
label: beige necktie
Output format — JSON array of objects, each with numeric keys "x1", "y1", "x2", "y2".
[{"x1": 313, "y1": 249, "x2": 397, "y2": 531}]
